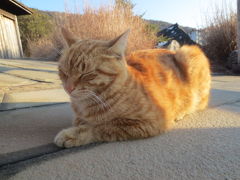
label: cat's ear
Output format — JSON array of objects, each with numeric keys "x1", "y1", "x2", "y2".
[
  {"x1": 61, "y1": 27, "x2": 78, "y2": 46},
  {"x1": 108, "y1": 29, "x2": 130, "y2": 56}
]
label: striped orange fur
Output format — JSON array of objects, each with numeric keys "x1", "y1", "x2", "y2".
[{"x1": 54, "y1": 28, "x2": 211, "y2": 148}]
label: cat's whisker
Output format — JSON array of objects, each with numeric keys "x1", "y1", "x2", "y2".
[
  {"x1": 78, "y1": 92, "x2": 105, "y2": 111},
  {"x1": 90, "y1": 93, "x2": 109, "y2": 109},
  {"x1": 87, "y1": 95, "x2": 105, "y2": 111},
  {"x1": 78, "y1": 90, "x2": 110, "y2": 112},
  {"x1": 79, "y1": 90, "x2": 111, "y2": 111},
  {"x1": 89, "y1": 93, "x2": 110, "y2": 111}
]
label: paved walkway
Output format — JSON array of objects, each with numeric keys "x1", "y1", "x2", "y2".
[
  {"x1": 0, "y1": 59, "x2": 240, "y2": 180},
  {"x1": 0, "y1": 59, "x2": 69, "y2": 111}
]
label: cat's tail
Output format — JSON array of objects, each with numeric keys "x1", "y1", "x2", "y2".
[{"x1": 174, "y1": 45, "x2": 210, "y2": 83}]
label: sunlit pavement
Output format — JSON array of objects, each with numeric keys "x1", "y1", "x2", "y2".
[{"x1": 0, "y1": 59, "x2": 240, "y2": 180}]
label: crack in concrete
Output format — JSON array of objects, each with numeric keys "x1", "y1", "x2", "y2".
[
  {"x1": 0, "y1": 102, "x2": 68, "y2": 112},
  {"x1": 0, "y1": 144, "x2": 62, "y2": 169},
  {"x1": 0, "y1": 142, "x2": 102, "y2": 173},
  {"x1": 0, "y1": 71, "x2": 53, "y2": 84},
  {"x1": 212, "y1": 80, "x2": 229, "y2": 83},
  {"x1": 0, "y1": 62, "x2": 57, "y2": 73},
  {"x1": 0, "y1": 92, "x2": 4, "y2": 103},
  {"x1": 211, "y1": 99, "x2": 240, "y2": 108}
]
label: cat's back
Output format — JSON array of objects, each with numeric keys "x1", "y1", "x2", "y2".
[
  {"x1": 127, "y1": 48, "x2": 174, "y2": 69},
  {"x1": 126, "y1": 48, "x2": 180, "y2": 83},
  {"x1": 126, "y1": 46, "x2": 211, "y2": 121},
  {"x1": 127, "y1": 46, "x2": 210, "y2": 84}
]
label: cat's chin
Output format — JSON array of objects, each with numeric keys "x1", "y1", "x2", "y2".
[
  {"x1": 70, "y1": 91, "x2": 80, "y2": 98},
  {"x1": 70, "y1": 90, "x2": 87, "y2": 100}
]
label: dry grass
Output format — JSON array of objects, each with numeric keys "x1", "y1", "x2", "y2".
[
  {"x1": 29, "y1": 3, "x2": 157, "y2": 60},
  {"x1": 202, "y1": 1, "x2": 237, "y2": 65},
  {"x1": 28, "y1": 34, "x2": 64, "y2": 60}
]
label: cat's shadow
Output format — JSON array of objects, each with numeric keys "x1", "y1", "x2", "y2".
[
  {"x1": 1, "y1": 126, "x2": 240, "y2": 179},
  {"x1": 0, "y1": 142, "x2": 104, "y2": 178}
]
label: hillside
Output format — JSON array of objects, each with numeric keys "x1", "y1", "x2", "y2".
[
  {"x1": 40, "y1": 9, "x2": 196, "y2": 34},
  {"x1": 18, "y1": 8, "x2": 196, "y2": 59},
  {"x1": 22, "y1": 8, "x2": 195, "y2": 34}
]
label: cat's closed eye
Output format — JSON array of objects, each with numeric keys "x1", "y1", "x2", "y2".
[
  {"x1": 59, "y1": 69, "x2": 68, "y2": 79},
  {"x1": 79, "y1": 72, "x2": 97, "y2": 82}
]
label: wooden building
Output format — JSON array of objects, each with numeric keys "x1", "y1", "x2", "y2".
[{"x1": 0, "y1": 0, "x2": 32, "y2": 58}]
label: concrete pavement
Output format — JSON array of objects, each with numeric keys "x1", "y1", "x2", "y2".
[
  {"x1": 0, "y1": 59, "x2": 61, "y2": 94},
  {"x1": 0, "y1": 59, "x2": 69, "y2": 111},
  {"x1": 1, "y1": 103, "x2": 240, "y2": 180},
  {"x1": 0, "y1": 104, "x2": 72, "y2": 154},
  {"x1": 5, "y1": 109, "x2": 240, "y2": 180},
  {"x1": 0, "y1": 58, "x2": 240, "y2": 180}
]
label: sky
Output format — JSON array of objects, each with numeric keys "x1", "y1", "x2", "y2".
[{"x1": 19, "y1": 0, "x2": 236, "y2": 28}]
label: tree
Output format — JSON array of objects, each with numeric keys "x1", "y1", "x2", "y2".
[
  {"x1": 115, "y1": 0, "x2": 134, "y2": 10},
  {"x1": 17, "y1": 8, "x2": 54, "y2": 56},
  {"x1": 238, "y1": 0, "x2": 240, "y2": 64}
]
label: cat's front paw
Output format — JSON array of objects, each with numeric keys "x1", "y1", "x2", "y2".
[
  {"x1": 54, "y1": 126, "x2": 94, "y2": 148},
  {"x1": 54, "y1": 127, "x2": 78, "y2": 148}
]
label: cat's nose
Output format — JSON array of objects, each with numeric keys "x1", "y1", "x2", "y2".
[
  {"x1": 65, "y1": 79, "x2": 75, "y2": 94},
  {"x1": 66, "y1": 85, "x2": 75, "y2": 94}
]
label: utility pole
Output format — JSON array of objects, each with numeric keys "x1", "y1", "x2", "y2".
[{"x1": 238, "y1": 0, "x2": 240, "y2": 64}]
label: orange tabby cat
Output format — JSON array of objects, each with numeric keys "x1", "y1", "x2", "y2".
[{"x1": 54, "y1": 28, "x2": 211, "y2": 148}]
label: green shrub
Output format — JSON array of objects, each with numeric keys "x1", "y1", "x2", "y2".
[{"x1": 17, "y1": 8, "x2": 54, "y2": 56}]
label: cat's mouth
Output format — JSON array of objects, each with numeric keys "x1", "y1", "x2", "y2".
[
  {"x1": 63, "y1": 80, "x2": 76, "y2": 94},
  {"x1": 67, "y1": 88, "x2": 84, "y2": 98},
  {"x1": 64, "y1": 87, "x2": 86, "y2": 101},
  {"x1": 69, "y1": 89, "x2": 79, "y2": 97},
  {"x1": 69, "y1": 89, "x2": 100, "y2": 102}
]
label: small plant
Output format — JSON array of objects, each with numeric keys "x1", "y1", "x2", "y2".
[
  {"x1": 157, "y1": 35, "x2": 171, "y2": 43},
  {"x1": 201, "y1": 1, "x2": 237, "y2": 66}
]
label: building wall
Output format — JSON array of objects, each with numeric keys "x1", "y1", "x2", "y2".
[
  {"x1": 0, "y1": 9, "x2": 23, "y2": 59},
  {"x1": 188, "y1": 30, "x2": 203, "y2": 45}
]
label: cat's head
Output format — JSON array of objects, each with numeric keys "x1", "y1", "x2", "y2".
[{"x1": 58, "y1": 28, "x2": 129, "y2": 97}]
